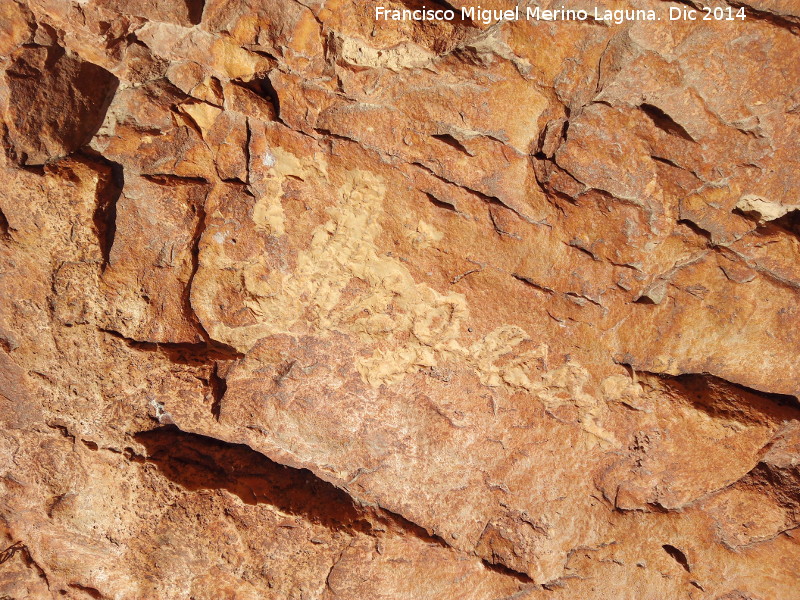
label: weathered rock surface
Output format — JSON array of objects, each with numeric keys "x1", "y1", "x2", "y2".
[
  {"x1": 2, "y1": 44, "x2": 118, "y2": 165},
  {"x1": 1, "y1": 0, "x2": 799, "y2": 598}
]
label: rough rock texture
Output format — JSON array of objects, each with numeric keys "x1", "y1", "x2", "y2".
[{"x1": 1, "y1": 0, "x2": 799, "y2": 598}]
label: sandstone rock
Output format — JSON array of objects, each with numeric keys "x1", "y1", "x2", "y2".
[
  {"x1": 1, "y1": 45, "x2": 118, "y2": 165},
  {"x1": 94, "y1": 0, "x2": 204, "y2": 27},
  {"x1": 1, "y1": 1, "x2": 799, "y2": 598}
]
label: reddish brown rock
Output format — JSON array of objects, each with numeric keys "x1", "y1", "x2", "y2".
[
  {"x1": 1, "y1": 0, "x2": 799, "y2": 598},
  {"x1": 1, "y1": 44, "x2": 118, "y2": 165}
]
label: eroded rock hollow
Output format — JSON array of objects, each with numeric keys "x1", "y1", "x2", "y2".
[{"x1": 1, "y1": 0, "x2": 799, "y2": 598}]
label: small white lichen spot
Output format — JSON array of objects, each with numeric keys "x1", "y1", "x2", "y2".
[
  {"x1": 213, "y1": 232, "x2": 226, "y2": 244},
  {"x1": 263, "y1": 151, "x2": 276, "y2": 168}
]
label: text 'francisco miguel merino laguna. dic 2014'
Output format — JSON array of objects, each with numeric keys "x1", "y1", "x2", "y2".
[{"x1": 376, "y1": 5, "x2": 748, "y2": 25}]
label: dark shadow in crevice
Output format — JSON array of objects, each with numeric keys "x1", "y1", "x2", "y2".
[
  {"x1": 135, "y1": 426, "x2": 372, "y2": 533},
  {"x1": 134, "y1": 426, "x2": 459, "y2": 553},
  {"x1": 182, "y1": 193, "x2": 214, "y2": 346},
  {"x1": 480, "y1": 559, "x2": 534, "y2": 584},
  {"x1": 411, "y1": 160, "x2": 526, "y2": 222},
  {"x1": 236, "y1": 74, "x2": 280, "y2": 120},
  {"x1": 633, "y1": 294, "x2": 657, "y2": 305},
  {"x1": 431, "y1": 133, "x2": 473, "y2": 156},
  {"x1": 676, "y1": 217, "x2": 713, "y2": 241},
  {"x1": 650, "y1": 154, "x2": 686, "y2": 170},
  {"x1": 209, "y1": 362, "x2": 227, "y2": 421},
  {"x1": 640, "y1": 103, "x2": 695, "y2": 143},
  {"x1": 141, "y1": 173, "x2": 209, "y2": 186},
  {"x1": 512, "y1": 273, "x2": 554, "y2": 295},
  {"x1": 78, "y1": 150, "x2": 124, "y2": 271},
  {"x1": 99, "y1": 328, "x2": 244, "y2": 364},
  {"x1": 662, "y1": 544, "x2": 691, "y2": 572},
  {"x1": 769, "y1": 209, "x2": 800, "y2": 238},
  {"x1": 649, "y1": 371, "x2": 800, "y2": 423},
  {"x1": 186, "y1": 0, "x2": 205, "y2": 25},
  {"x1": 425, "y1": 192, "x2": 458, "y2": 213},
  {"x1": 0, "y1": 208, "x2": 12, "y2": 243},
  {"x1": 68, "y1": 583, "x2": 103, "y2": 599}
]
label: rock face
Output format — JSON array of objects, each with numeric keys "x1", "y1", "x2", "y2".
[
  {"x1": 1, "y1": 0, "x2": 799, "y2": 598},
  {"x1": 2, "y1": 44, "x2": 118, "y2": 165}
]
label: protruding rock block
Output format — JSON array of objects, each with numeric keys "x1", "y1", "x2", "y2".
[{"x1": 1, "y1": 45, "x2": 118, "y2": 166}]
